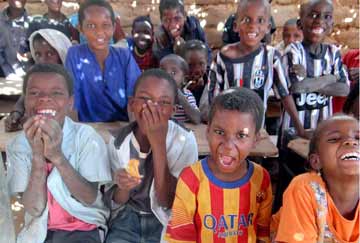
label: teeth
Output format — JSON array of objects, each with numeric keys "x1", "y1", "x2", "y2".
[
  {"x1": 219, "y1": 155, "x2": 233, "y2": 166},
  {"x1": 37, "y1": 109, "x2": 56, "y2": 117},
  {"x1": 312, "y1": 28, "x2": 324, "y2": 34},
  {"x1": 341, "y1": 152, "x2": 360, "y2": 160},
  {"x1": 248, "y1": 33, "x2": 257, "y2": 39}
]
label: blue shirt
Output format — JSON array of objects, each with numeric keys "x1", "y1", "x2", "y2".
[{"x1": 65, "y1": 44, "x2": 141, "y2": 122}]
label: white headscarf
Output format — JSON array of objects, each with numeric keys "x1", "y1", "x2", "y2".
[{"x1": 29, "y1": 29, "x2": 72, "y2": 64}]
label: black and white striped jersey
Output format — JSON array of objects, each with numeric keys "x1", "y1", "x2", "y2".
[
  {"x1": 281, "y1": 42, "x2": 349, "y2": 131},
  {"x1": 208, "y1": 45, "x2": 289, "y2": 113}
]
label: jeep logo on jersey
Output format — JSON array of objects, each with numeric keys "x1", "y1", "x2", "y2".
[
  {"x1": 253, "y1": 70, "x2": 265, "y2": 89},
  {"x1": 294, "y1": 92, "x2": 329, "y2": 111}
]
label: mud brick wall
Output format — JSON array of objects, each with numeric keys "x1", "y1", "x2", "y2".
[{"x1": 0, "y1": 0, "x2": 359, "y2": 51}]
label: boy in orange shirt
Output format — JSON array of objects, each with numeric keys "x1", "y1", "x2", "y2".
[
  {"x1": 272, "y1": 114, "x2": 359, "y2": 243},
  {"x1": 165, "y1": 87, "x2": 272, "y2": 243}
]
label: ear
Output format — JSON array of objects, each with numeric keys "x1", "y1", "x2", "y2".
[
  {"x1": 252, "y1": 131, "x2": 261, "y2": 149},
  {"x1": 309, "y1": 153, "x2": 322, "y2": 171}
]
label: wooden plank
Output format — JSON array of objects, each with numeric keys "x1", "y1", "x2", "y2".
[
  {"x1": 287, "y1": 138, "x2": 309, "y2": 159},
  {"x1": 0, "y1": 78, "x2": 23, "y2": 96},
  {"x1": 0, "y1": 119, "x2": 278, "y2": 157}
]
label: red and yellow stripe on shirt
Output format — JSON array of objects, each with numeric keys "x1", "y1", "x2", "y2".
[{"x1": 165, "y1": 159, "x2": 272, "y2": 243}]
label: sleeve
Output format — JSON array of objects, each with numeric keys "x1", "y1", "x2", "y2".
[
  {"x1": 76, "y1": 126, "x2": 112, "y2": 184},
  {"x1": 65, "y1": 47, "x2": 81, "y2": 110},
  {"x1": 123, "y1": 48, "x2": 141, "y2": 97},
  {"x1": 275, "y1": 178, "x2": 319, "y2": 243},
  {"x1": 272, "y1": 49, "x2": 290, "y2": 98},
  {"x1": 333, "y1": 48, "x2": 349, "y2": 85},
  {"x1": 5, "y1": 137, "x2": 32, "y2": 195},
  {"x1": 208, "y1": 52, "x2": 225, "y2": 104},
  {"x1": 184, "y1": 89, "x2": 199, "y2": 110},
  {"x1": 256, "y1": 168, "x2": 272, "y2": 243},
  {"x1": 164, "y1": 168, "x2": 198, "y2": 243},
  {"x1": 153, "y1": 26, "x2": 173, "y2": 61},
  {"x1": 282, "y1": 43, "x2": 303, "y2": 87}
]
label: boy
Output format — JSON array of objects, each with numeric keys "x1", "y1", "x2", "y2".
[
  {"x1": 6, "y1": 64, "x2": 111, "y2": 243},
  {"x1": 207, "y1": 0, "x2": 305, "y2": 138},
  {"x1": 165, "y1": 87, "x2": 272, "y2": 243},
  {"x1": 153, "y1": 0, "x2": 212, "y2": 65},
  {"x1": 65, "y1": 0, "x2": 141, "y2": 122},
  {"x1": 160, "y1": 54, "x2": 201, "y2": 124},
  {"x1": 126, "y1": 15, "x2": 158, "y2": 71},
  {"x1": 105, "y1": 69, "x2": 198, "y2": 243},
  {"x1": 275, "y1": 18, "x2": 303, "y2": 55},
  {"x1": 280, "y1": 0, "x2": 349, "y2": 146}
]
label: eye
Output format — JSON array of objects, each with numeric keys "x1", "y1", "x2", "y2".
[
  {"x1": 237, "y1": 133, "x2": 248, "y2": 139},
  {"x1": 311, "y1": 13, "x2": 319, "y2": 19},
  {"x1": 214, "y1": 129, "x2": 224, "y2": 136},
  {"x1": 242, "y1": 16, "x2": 251, "y2": 24},
  {"x1": 258, "y1": 17, "x2": 265, "y2": 24},
  {"x1": 47, "y1": 52, "x2": 55, "y2": 57},
  {"x1": 103, "y1": 23, "x2": 113, "y2": 29},
  {"x1": 170, "y1": 71, "x2": 176, "y2": 76},
  {"x1": 159, "y1": 100, "x2": 172, "y2": 106},
  {"x1": 327, "y1": 137, "x2": 339, "y2": 143},
  {"x1": 28, "y1": 90, "x2": 40, "y2": 96},
  {"x1": 51, "y1": 91, "x2": 65, "y2": 97},
  {"x1": 86, "y1": 23, "x2": 96, "y2": 29},
  {"x1": 324, "y1": 14, "x2": 332, "y2": 21}
]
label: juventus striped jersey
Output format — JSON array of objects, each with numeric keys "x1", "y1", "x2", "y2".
[
  {"x1": 165, "y1": 158, "x2": 272, "y2": 243},
  {"x1": 208, "y1": 45, "x2": 290, "y2": 113},
  {"x1": 281, "y1": 42, "x2": 349, "y2": 131}
]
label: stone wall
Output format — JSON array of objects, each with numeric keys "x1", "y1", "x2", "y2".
[{"x1": 1, "y1": 0, "x2": 359, "y2": 51}]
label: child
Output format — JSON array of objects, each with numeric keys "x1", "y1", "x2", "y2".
[
  {"x1": 126, "y1": 15, "x2": 158, "y2": 71},
  {"x1": 0, "y1": 0, "x2": 31, "y2": 62},
  {"x1": 26, "y1": 0, "x2": 79, "y2": 43},
  {"x1": 65, "y1": 0, "x2": 141, "y2": 122},
  {"x1": 165, "y1": 87, "x2": 272, "y2": 242},
  {"x1": 275, "y1": 18, "x2": 303, "y2": 55},
  {"x1": 180, "y1": 39, "x2": 209, "y2": 105},
  {"x1": 0, "y1": 22, "x2": 18, "y2": 78},
  {"x1": 105, "y1": 69, "x2": 198, "y2": 243},
  {"x1": 160, "y1": 54, "x2": 201, "y2": 124},
  {"x1": 6, "y1": 63, "x2": 111, "y2": 243},
  {"x1": 5, "y1": 29, "x2": 72, "y2": 132},
  {"x1": 207, "y1": 0, "x2": 305, "y2": 137},
  {"x1": 153, "y1": 0, "x2": 212, "y2": 65},
  {"x1": 272, "y1": 114, "x2": 359, "y2": 242},
  {"x1": 280, "y1": 0, "x2": 349, "y2": 147}
]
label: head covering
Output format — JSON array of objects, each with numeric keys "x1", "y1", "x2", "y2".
[{"x1": 29, "y1": 29, "x2": 72, "y2": 64}]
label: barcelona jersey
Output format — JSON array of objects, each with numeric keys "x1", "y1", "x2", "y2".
[{"x1": 165, "y1": 158, "x2": 272, "y2": 243}]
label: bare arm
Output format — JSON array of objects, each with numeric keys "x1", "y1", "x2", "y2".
[
  {"x1": 112, "y1": 169, "x2": 140, "y2": 204},
  {"x1": 177, "y1": 90, "x2": 201, "y2": 124}
]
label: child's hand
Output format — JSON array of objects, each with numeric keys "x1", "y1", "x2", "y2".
[
  {"x1": 290, "y1": 64, "x2": 306, "y2": 79},
  {"x1": 348, "y1": 67, "x2": 359, "y2": 81},
  {"x1": 37, "y1": 117, "x2": 64, "y2": 166},
  {"x1": 5, "y1": 111, "x2": 25, "y2": 132},
  {"x1": 113, "y1": 169, "x2": 141, "y2": 192},
  {"x1": 23, "y1": 116, "x2": 44, "y2": 160},
  {"x1": 142, "y1": 100, "x2": 168, "y2": 146},
  {"x1": 187, "y1": 77, "x2": 204, "y2": 91}
]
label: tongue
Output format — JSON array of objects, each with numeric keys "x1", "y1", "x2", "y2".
[{"x1": 221, "y1": 156, "x2": 233, "y2": 165}]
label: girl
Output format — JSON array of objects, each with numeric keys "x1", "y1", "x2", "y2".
[
  {"x1": 5, "y1": 29, "x2": 72, "y2": 132},
  {"x1": 273, "y1": 114, "x2": 359, "y2": 243}
]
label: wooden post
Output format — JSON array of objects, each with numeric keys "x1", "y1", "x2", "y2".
[{"x1": 0, "y1": 157, "x2": 16, "y2": 243}]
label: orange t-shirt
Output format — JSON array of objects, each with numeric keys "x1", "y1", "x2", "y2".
[{"x1": 273, "y1": 172, "x2": 359, "y2": 243}]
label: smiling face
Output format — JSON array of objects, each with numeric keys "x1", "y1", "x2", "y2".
[
  {"x1": 45, "y1": 0, "x2": 62, "y2": 13},
  {"x1": 283, "y1": 24, "x2": 303, "y2": 47},
  {"x1": 207, "y1": 108, "x2": 257, "y2": 181},
  {"x1": 32, "y1": 38, "x2": 62, "y2": 64},
  {"x1": 311, "y1": 118, "x2": 359, "y2": 179},
  {"x1": 129, "y1": 76, "x2": 175, "y2": 135},
  {"x1": 161, "y1": 8, "x2": 186, "y2": 39},
  {"x1": 185, "y1": 50, "x2": 207, "y2": 82},
  {"x1": 132, "y1": 20, "x2": 153, "y2": 51},
  {"x1": 81, "y1": 5, "x2": 114, "y2": 52},
  {"x1": 234, "y1": 1, "x2": 270, "y2": 52},
  {"x1": 7, "y1": 0, "x2": 26, "y2": 10},
  {"x1": 300, "y1": 1, "x2": 333, "y2": 45},
  {"x1": 24, "y1": 72, "x2": 73, "y2": 126}
]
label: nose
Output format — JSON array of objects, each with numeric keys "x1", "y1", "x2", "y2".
[
  {"x1": 223, "y1": 136, "x2": 236, "y2": 150},
  {"x1": 343, "y1": 138, "x2": 359, "y2": 147}
]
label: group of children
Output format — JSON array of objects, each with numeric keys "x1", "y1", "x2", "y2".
[{"x1": 2, "y1": 0, "x2": 359, "y2": 242}]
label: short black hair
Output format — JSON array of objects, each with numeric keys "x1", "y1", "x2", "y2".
[
  {"x1": 23, "y1": 63, "x2": 73, "y2": 96},
  {"x1": 300, "y1": 0, "x2": 333, "y2": 18},
  {"x1": 78, "y1": 0, "x2": 115, "y2": 27},
  {"x1": 343, "y1": 82, "x2": 359, "y2": 114},
  {"x1": 132, "y1": 15, "x2": 153, "y2": 31},
  {"x1": 180, "y1": 39, "x2": 208, "y2": 60},
  {"x1": 208, "y1": 87, "x2": 264, "y2": 132},
  {"x1": 308, "y1": 114, "x2": 357, "y2": 157},
  {"x1": 236, "y1": 0, "x2": 271, "y2": 20},
  {"x1": 160, "y1": 54, "x2": 189, "y2": 75},
  {"x1": 284, "y1": 18, "x2": 298, "y2": 27},
  {"x1": 133, "y1": 68, "x2": 178, "y2": 102},
  {"x1": 159, "y1": 0, "x2": 185, "y2": 19},
  {"x1": 32, "y1": 33, "x2": 46, "y2": 44}
]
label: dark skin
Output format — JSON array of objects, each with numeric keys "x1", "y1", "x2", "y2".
[
  {"x1": 6, "y1": 0, "x2": 26, "y2": 19},
  {"x1": 113, "y1": 76, "x2": 178, "y2": 208},
  {"x1": 291, "y1": 1, "x2": 349, "y2": 96}
]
